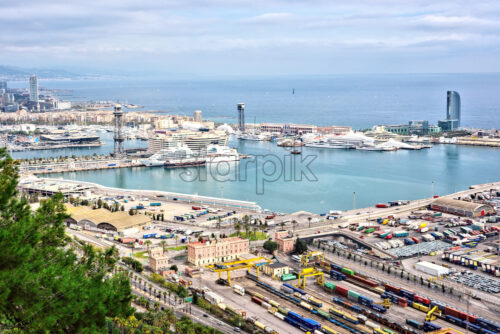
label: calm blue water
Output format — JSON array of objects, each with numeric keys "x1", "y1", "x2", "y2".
[
  {"x1": 9, "y1": 74, "x2": 500, "y2": 213},
  {"x1": 45, "y1": 138, "x2": 500, "y2": 213},
  {"x1": 8, "y1": 74, "x2": 500, "y2": 129}
]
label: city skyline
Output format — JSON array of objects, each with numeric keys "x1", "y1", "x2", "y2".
[{"x1": 1, "y1": 0, "x2": 500, "y2": 77}]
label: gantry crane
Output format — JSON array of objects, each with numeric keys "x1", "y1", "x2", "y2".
[
  {"x1": 206, "y1": 257, "x2": 272, "y2": 286},
  {"x1": 297, "y1": 267, "x2": 324, "y2": 290},
  {"x1": 301, "y1": 251, "x2": 325, "y2": 267},
  {"x1": 426, "y1": 305, "x2": 442, "y2": 322}
]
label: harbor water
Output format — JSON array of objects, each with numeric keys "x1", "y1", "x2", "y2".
[{"x1": 41, "y1": 139, "x2": 500, "y2": 214}]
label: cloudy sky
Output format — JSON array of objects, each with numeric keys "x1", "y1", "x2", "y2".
[{"x1": 1, "y1": 0, "x2": 499, "y2": 76}]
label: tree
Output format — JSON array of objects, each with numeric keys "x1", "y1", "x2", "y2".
[
  {"x1": 263, "y1": 240, "x2": 278, "y2": 253},
  {"x1": 170, "y1": 264, "x2": 178, "y2": 272},
  {"x1": 234, "y1": 222, "x2": 241, "y2": 236},
  {"x1": 307, "y1": 216, "x2": 312, "y2": 228},
  {"x1": 144, "y1": 240, "x2": 153, "y2": 252},
  {"x1": 129, "y1": 208, "x2": 135, "y2": 215},
  {"x1": 292, "y1": 220, "x2": 298, "y2": 232},
  {"x1": 159, "y1": 240, "x2": 167, "y2": 255},
  {"x1": 216, "y1": 217, "x2": 221, "y2": 230},
  {"x1": 279, "y1": 221, "x2": 285, "y2": 230},
  {"x1": 293, "y1": 238, "x2": 308, "y2": 254},
  {"x1": 0, "y1": 148, "x2": 134, "y2": 332}
]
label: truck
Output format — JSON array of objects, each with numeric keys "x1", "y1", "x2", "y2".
[
  {"x1": 150, "y1": 202, "x2": 162, "y2": 206},
  {"x1": 143, "y1": 233, "x2": 157, "y2": 239},
  {"x1": 394, "y1": 231, "x2": 409, "y2": 238}
]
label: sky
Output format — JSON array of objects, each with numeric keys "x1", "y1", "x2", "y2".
[{"x1": 1, "y1": 0, "x2": 500, "y2": 76}]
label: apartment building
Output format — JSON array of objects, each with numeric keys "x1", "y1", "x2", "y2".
[{"x1": 187, "y1": 237, "x2": 249, "y2": 266}]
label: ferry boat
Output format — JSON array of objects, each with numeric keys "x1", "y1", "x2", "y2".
[{"x1": 305, "y1": 141, "x2": 355, "y2": 149}]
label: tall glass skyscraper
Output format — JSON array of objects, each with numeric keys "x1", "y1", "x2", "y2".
[
  {"x1": 439, "y1": 90, "x2": 461, "y2": 131},
  {"x1": 447, "y1": 90, "x2": 460, "y2": 128},
  {"x1": 29, "y1": 75, "x2": 38, "y2": 102}
]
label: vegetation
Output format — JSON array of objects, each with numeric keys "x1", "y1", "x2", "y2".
[
  {"x1": 263, "y1": 240, "x2": 279, "y2": 253},
  {"x1": 293, "y1": 238, "x2": 308, "y2": 254},
  {"x1": 133, "y1": 251, "x2": 149, "y2": 259},
  {"x1": 0, "y1": 148, "x2": 134, "y2": 332},
  {"x1": 230, "y1": 231, "x2": 267, "y2": 241},
  {"x1": 110, "y1": 309, "x2": 223, "y2": 334},
  {"x1": 149, "y1": 273, "x2": 187, "y2": 298},
  {"x1": 167, "y1": 245, "x2": 187, "y2": 251},
  {"x1": 123, "y1": 256, "x2": 144, "y2": 273}
]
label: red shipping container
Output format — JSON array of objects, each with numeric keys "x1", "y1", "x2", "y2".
[
  {"x1": 414, "y1": 295, "x2": 430, "y2": 305},
  {"x1": 444, "y1": 306, "x2": 460, "y2": 319},
  {"x1": 251, "y1": 296, "x2": 263, "y2": 305},
  {"x1": 398, "y1": 298, "x2": 407, "y2": 307},
  {"x1": 384, "y1": 284, "x2": 400, "y2": 294},
  {"x1": 467, "y1": 314, "x2": 477, "y2": 323},
  {"x1": 335, "y1": 285, "x2": 348, "y2": 297}
]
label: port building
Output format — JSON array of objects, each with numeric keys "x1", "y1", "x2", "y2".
[
  {"x1": 187, "y1": 237, "x2": 249, "y2": 266},
  {"x1": 64, "y1": 204, "x2": 152, "y2": 232},
  {"x1": 430, "y1": 198, "x2": 495, "y2": 217}
]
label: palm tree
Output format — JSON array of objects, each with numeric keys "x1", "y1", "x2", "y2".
[
  {"x1": 138, "y1": 277, "x2": 142, "y2": 289},
  {"x1": 252, "y1": 226, "x2": 258, "y2": 238},
  {"x1": 175, "y1": 234, "x2": 179, "y2": 246},
  {"x1": 149, "y1": 283, "x2": 152, "y2": 295},
  {"x1": 216, "y1": 217, "x2": 221, "y2": 230},
  {"x1": 234, "y1": 222, "x2": 241, "y2": 236},
  {"x1": 279, "y1": 221, "x2": 285, "y2": 231},
  {"x1": 159, "y1": 240, "x2": 167, "y2": 255},
  {"x1": 163, "y1": 291, "x2": 167, "y2": 303},
  {"x1": 307, "y1": 216, "x2": 312, "y2": 228},
  {"x1": 244, "y1": 222, "x2": 250, "y2": 238},
  {"x1": 144, "y1": 240, "x2": 152, "y2": 252},
  {"x1": 292, "y1": 220, "x2": 298, "y2": 233}
]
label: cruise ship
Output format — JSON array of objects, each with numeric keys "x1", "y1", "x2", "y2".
[{"x1": 140, "y1": 144, "x2": 238, "y2": 167}]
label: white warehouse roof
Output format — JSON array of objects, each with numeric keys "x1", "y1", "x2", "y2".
[{"x1": 415, "y1": 261, "x2": 449, "y2": 276}]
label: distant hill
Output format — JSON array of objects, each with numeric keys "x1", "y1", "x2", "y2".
[{"x1": 0, "y1": 65, "x2": 82, "y2": 80}]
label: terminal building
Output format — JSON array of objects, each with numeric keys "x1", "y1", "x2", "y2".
[
  {"x1": 64, "y1": 204, "x2": 152, "y2": 233},
  {"x1": 187, "y1": 237, "x2": 249, "y2": 266},
  {"x1": 430, "y1": 198, "x2": 495, "y2": 217},
  {"x1": 385, "y1": 121, "x2": 441, "y2": 136}
]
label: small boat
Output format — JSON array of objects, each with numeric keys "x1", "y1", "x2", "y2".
[{"x1": 291, "y1": 150, "x2": 301, "y2": 155}]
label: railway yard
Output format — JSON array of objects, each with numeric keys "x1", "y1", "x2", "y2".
[{"x1": 51, "y1": 179, "x2": 500, "y2": 334}]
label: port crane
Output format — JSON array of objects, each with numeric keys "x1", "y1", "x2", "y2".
[
  {"x1": 425, "y1": 305, "x2": 442, "y2": 322},
  {"x1": 206, "y1": 257, "x2": 272, "y2": 286},
  {"x1": 297, "y1": 267, "x2": 324, "y2": 290},
  {"x1": 375, "y1": 298, "x2": 392, "y2": 309},
  {"x1": 301, "y1": 251, "x2": 325, "y2": 267}
]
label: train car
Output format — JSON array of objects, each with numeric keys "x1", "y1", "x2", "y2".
[
  {"x1": 322, "y1": 325, "x2": 339, "y2": 334},
  {"x1": 323, "y1": 281, "x2": 336, "y2": 292},
  {"x1": 251, "y1": 296, "x2": 263, "y2": 305},
  {"x1": 341, "y1": 267, "x2": 355, "y2": 276},
  {"x1": 412, "y1": 302, "x2": 429, "y2": 312},
  {"x1": 277, "y1": 305, "x2": 289, "y2": 316},
  {"x1": 331, "y1": 263, "x2": 343, "y2": 271},
  {"x1": 300, "y1": 301, "x2": 314, "y2": 311},
  {"x1": 274, "y1": 312, "x2": 285, "y2": 321},
  {"x1": 280, "y1": 285, "x2": 294, "y2": 294},
  {"x1": 308, "y1": 296, "x2": 323, "y2": 307},
  {"x1": 286, "y1": 311, "x2": 322, "y2": 332},
  {"x1": 254, "y1": 321, "x2": 266, "y2": 330},
  {"x1": 374, "y1": 329, "x2": 386, "y2": 334},
  {"x1": 316, "y1": 309, "x2": 330, "y2": 319},
  {"x1": 370, "y1": 304, "x2": 387, "y2": 313},
  {"x1": 269, "y1": 300, "x2": 280, "y2": 308},
  {"x1": 413, "y1": 295, "x2": 430, "y2": 306},
  {"x1": 283, "y1": 283, "x2": 306, "y2": 295},
  {"x1": 423, "y1": 322, "x2": 441, "y2": 332},
  {"x1": 406, "y1": 319, "x2": 423, "y2": 330},
  {"x1": 477, "y1": 318, "x2": 500, "y2": 333}
]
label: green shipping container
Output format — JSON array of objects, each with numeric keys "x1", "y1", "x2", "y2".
[
  {"x1": 364, "y1": 228, "x2": 375, "y2": 234},
  {"x1": 357, "y1": 226, "x2": 366, "y2": 231},
  {"x1": 348, "y1": 290, "x2": 360, "y2": 298},
  {"x1": 341, "y1": 268, "x2": 355, "y2": 276},
  {"x1": 324, "y1": 282, "x2": 336, "y2": 290},
  {"x1": 317, "y1": 309, "x2": 330, "y2": 319}
]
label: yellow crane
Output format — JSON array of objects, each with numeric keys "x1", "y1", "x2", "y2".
[
  {"x1": 427, "y1": 328, "x2": 464, "y2": 334},
  {"x1": 300, "y1": 251, "x2": 325, "y2": 267},
  {"x1": 206, "y1": 257, "x2": 272, "y2": 286},
  {"x1": 425, "y1": 305, "x2": 442, "y2": 322},
  {"x1": 297, "y1": 267, "x2": 324, "y2": 290},
  {"x1": 375, "y1": 298, "x2": 391, "y2": 309}
]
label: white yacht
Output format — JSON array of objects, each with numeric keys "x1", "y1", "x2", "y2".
[{"x1": 205, "y1": 145, "x2": 240, "y2": 163}]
